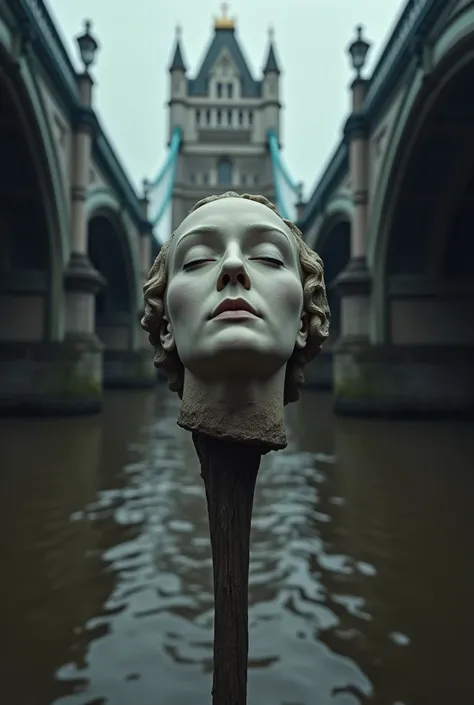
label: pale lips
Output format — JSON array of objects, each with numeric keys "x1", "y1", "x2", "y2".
[{"x1": 210, "y1": 297, "x2": 260, "y2": 321}]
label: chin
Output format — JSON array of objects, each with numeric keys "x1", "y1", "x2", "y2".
[{"x1": 185, "y1": 343, "x2": 288, "y2": 381}]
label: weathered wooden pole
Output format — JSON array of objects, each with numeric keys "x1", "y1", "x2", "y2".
[
  {"x1": 140, "y1": 190, "x2": 330, "y2": 705},
  {"x1": 193, "y1": 434, "x2": 262, "y2": 705}
]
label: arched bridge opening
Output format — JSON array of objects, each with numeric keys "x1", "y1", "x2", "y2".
[
  {"x1": 384, "y1": 59, "x2": 474, "y2": 349},
  {"x1": 87, "y1": 212, "x2": 135, "y2": 353},
  {"x1": 0, "y1": 60, "x2": 55, "y2": 346},
  {"x1": 318, "y1": 219, "x2": 351, "y2": 344},
  {"x1": 376, "y1": 47, "x2": 474, "y2": 413},
  {"x1": 302, "y1": 214, "x2": 351, "y2": 390}
]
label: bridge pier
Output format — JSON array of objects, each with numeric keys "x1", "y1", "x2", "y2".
[
  {"x1": 0, "y1": 341, "x2": 101, "y2": 417},
  {"x1": 87, "y1": 190, "x2": 156, "y2": 392},
  {"x1": 334, "y1": 343, "x2": 474, "y2": 418},
  {"x1": 98, "y1": 312, "x2": 155, "y2": 390},
  {"x1": 0, "y1": 258, "x2": 104, "y2": 416},
  {"x1": 62, "y1": 252, "x2": 105, "y2": 412}
]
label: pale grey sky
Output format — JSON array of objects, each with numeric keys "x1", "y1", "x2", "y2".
[{"x1": 46, "y1": 0, "x2": 404, "y2": 199}]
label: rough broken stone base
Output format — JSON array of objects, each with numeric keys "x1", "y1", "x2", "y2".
[
  {"x1": 334, "y1": 342, "x2": 474, "y2": 417},
  {"x1": 0, "y1": 338, "x2": 103, "y2": 416},
  {"x1": 103, "y1": 349, "x2": 157, "y2": 389}
]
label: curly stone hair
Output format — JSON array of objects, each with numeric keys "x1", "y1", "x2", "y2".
[{"x1": 141, "y1": 192, "x2": 330, "y2": 405}]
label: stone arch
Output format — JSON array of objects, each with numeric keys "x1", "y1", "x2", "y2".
[
  {"x1": 316, "y1": 206, "x2": 352, "y2": 342},
  {"x1": 370, "y1": 6, "x2": 474, "y2": 343},
  {"x1": 0, "y1": 46, "x2": 68, "y2": 342},
  {"x1": 305, "y1": 192, "x2": 352, "y2": 252},
  {"x1": 86, "y1": 190, "x2": 140, "y2": 352}
]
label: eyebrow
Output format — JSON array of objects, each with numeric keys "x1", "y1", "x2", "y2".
[{"x1": 175, "y1": 223, "x2": 292, "y2": 249}]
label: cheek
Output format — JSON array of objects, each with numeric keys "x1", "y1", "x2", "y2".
[
  {"x1": 166, "y1": 276, "x2": 204, "y2": 328},
  {"x1": 270, "y1": 275, "x2": 304, "y2": 320}
]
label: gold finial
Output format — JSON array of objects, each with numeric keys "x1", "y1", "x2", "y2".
[{"x1": 214, "y1": 2, "x2": 235, "y2": 29}]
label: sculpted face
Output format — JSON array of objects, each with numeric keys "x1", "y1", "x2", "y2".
[{"x1": 160, "y1": 197, "x2": 308, "y2": 381}]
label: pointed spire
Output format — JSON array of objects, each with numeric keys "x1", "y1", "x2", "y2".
[
  {"x1": 263, "y1": 25, "x2": 280, "y2": 75},
  {"x1": 169, "y1": 24, "x2": 186, "y2": 72}
]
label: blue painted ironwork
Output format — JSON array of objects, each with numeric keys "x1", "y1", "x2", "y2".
[
  {"x1": 267, "y1": 129, "x2": 299, "y2": 221},
  {"x1": 147, "y1": 127, "x2": 181, "y2": 241}
]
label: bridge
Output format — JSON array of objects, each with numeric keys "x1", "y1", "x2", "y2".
[
  {"x1": 0, "y1": 0, "x2": 472, "y2": 416},
  {"x1": 296, "y1": 0, "x2": 474, "y2": 416}
]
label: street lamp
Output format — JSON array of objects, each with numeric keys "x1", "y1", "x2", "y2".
[
  {"x1": 347, "y1": 25, "x2": 371, "y2": 78},
  {"x1": 76, "y1": 19, "x2": 99, "y2": 71}
]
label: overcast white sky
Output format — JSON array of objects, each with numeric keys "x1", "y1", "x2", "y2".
[{"x1": 46, "y1": 0, "x2": 404, "y2": 200}]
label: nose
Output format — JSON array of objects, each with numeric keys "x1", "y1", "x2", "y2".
[{"x1": 216, "y1": 246, "x2": 251, "y2": 291}]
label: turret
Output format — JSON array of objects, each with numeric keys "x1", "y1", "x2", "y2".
[
  {"x1": 168, "y1": 25, "x2": 187, "y2": 140},
  {"x1": 262, "y1": 27, "x2": 281, "y2": 138}
]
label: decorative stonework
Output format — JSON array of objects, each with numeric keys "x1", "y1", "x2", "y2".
[{"x1": 64, "y1": 252, "x2": 104, "y2": 294}]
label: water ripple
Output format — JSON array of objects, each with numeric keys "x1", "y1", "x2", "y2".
[{"x1": 1, "y1": 389, "x2": 474, "y2": 704}]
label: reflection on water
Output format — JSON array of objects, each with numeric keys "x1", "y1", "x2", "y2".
[{"x1": 0, "y1": 388, "x2": 474, "y2": 705}]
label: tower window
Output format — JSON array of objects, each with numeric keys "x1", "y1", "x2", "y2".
[
  {"x1": 248, "y1": 111, "x2": 253, "y2": 126},
  {"x1": 217, "y1": 110, "x2": 222, "y2": 125},
  {"x1": 227, "y1": 110, "x2": 232, "y2": 126},
  {"x1": 196, "y1": 109, "x2": 201, "y2": 125},
  {"x1": 217, "y1": 158, "x2": 233, "y2": 186},
  {"x1": 206, "y1": 109, "x2": 211, "y2": 124},
  {"x1": 203, "y1": 172, "x2": 209, "y2": 185},
  {"x1": 217, "y1": 82, "x2": 223, "y2": 98},
  {"x1": 221, "y1": 56, "x2": 229, "y2": 76},
  {"x1": 238, "y1": 110, "x2": 243, "y2": 126},
  {"x1": 227, "y1": 83, "x2": 233, "y2": 99}
]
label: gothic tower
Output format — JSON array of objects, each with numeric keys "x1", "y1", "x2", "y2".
[{"x1": 167, "y1": 5, "x2": 282, "y2": 230}]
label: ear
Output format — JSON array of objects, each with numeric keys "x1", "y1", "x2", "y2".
[
  {"x1": 160, "y1": 315, "x2": 175, "y2": 352},
  {"x1": 295, "y1": 311, "x2": 309, "y2": 350}
]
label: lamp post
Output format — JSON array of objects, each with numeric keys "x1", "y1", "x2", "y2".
[
  {"x1": 140, "y1": 178, "x2": 153, "y2": 286},
  {"x1": 64, "y1": 18, "x2": 103, "y2": 343},
  {"x1": 334, "y1": 24, "x2": 372, "y2": 344},
  {"x1": 76, "y1": 20, "x2": 99, "y2": 71},
  {"x1": 347, "y1": 25, "x2": 370, "y2": 80},
  {"x1": 75, "y1": 20, "x2": 99, "y2": 108}
]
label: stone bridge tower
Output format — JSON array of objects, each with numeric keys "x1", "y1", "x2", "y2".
[{"x1": 168, "y1": 4, "x2": 282, "y2": 230}]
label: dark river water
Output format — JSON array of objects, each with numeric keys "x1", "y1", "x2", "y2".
[{"x1": 1, "y1": 387, "x2": 474, "y2": 705}]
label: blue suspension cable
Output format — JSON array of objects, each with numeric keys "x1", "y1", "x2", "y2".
[
  {"x1": 267, "y1": 129, "x2": 299, "y2": 220},
  {"x1": 148, "y1": 127, "x2": 182, "y2": 230}
]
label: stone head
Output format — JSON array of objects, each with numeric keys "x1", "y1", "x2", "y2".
[{"x1": 141, "y1": 192, "x2": 330, "y2": 405}]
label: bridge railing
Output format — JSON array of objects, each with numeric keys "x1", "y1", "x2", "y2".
[
  {"x1": 365, "y1": 0, "x2": 444, "y2": 112},
  {"x1": 298, "y1": 0, "x2": 446, "y2": 231},
  {"x1": 20, "y1": 0, "x2": 79, "y2": 99},
  {"x1": 11, "y1": 0, "x2": 147, "y2": 229},
  {"x1": 297, "y1": 141, "x2": 348, "y2": 232}
]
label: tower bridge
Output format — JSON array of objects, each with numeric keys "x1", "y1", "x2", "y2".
[{"x1": 0, "y1": 0, "x2": 472, "y2": 416}]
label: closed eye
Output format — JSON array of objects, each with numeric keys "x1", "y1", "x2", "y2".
[
  {"x1": 182, "y1": 258, "x2": 215, "y2": 271},
  {"x1": 251, "y1": 256, "x2": 284, "y2": 267}
]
